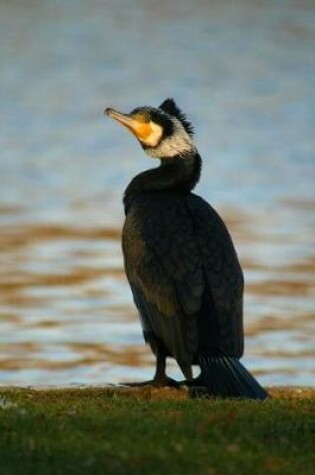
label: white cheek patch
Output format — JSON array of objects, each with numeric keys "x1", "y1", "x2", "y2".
[
  {"x1": 145, "y1": 118, "x2": 196, "y2": 159},
  {"x1": 140, "y1": 122, "x2": 163, "y2": 147}
]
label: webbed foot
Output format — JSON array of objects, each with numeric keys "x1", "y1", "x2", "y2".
[
  {"x1": 120, "y1": 376, "x2": 182, "y2": 388},
  {"x1": 180, "y1": 375, "x2": 205, "y2": 387}
]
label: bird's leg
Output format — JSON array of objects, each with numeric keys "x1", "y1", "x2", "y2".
[
  {"x1": 120, "y1": 347, "x2": 180, "y2": 388},
  {"x1": 178, "y1": 362, "x2": 193, "y2": 381},
  {"x1": 153, "y1": 347, "x2": 167, "y2": 382},
  {"x1": 151, "y1": 350, "x2": 180, "y2": 387}
]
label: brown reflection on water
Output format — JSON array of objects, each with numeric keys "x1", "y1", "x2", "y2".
[
  {"x1": 0, "y1": 223, "x2": 121, "y2": 250},
  {"x1": 247, "y1": 279, "x2": 314, "y2": 297},
  {"x1": 0, "y1": 342, "x2": 148, "y2": 370},
  {"x1": 245, "y1": 313, "x2": 314, "y2": 336}
]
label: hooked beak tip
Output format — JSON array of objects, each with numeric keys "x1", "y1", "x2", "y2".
[
  {"x1": 104, "y1": 107, "x2": 134, "y2": 126},
  {"x1": 104, "y1": 107, "x2": 113, "y2": 117}
]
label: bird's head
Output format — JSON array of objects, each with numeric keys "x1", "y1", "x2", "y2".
[{"x1": 105, "y1": 98, "x2": 195, "y2": 159}]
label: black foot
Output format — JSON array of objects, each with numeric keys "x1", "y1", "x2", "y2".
[
  {"x1": 181, "y1": 375, "x2": 205, "y2": 387},
  {"x1": 120, "y1": 377, "x2": 182, "y2": 388}
]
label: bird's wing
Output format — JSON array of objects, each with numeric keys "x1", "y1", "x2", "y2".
[{"x1": 185, "y1": 194, "x2": 244, "y2": 356}]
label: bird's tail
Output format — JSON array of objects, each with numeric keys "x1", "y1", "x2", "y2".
[{"x1": 198, "y1": 354, "x2": 269, "y2": 400}]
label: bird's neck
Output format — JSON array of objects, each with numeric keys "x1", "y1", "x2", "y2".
[{"x1": 123, "y1": 151, "x2": 202, "y2": 212}]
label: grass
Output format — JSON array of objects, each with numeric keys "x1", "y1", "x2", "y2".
[{"x1": 0, "y1": 387, "x2": 314, "y2": 475}]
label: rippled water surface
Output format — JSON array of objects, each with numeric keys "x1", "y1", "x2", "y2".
[{"x1": 0, "y1": 0, "x2": 314, "y2": 386}]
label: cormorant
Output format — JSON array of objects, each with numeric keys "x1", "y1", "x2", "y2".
[{"x1": 105, "y1": 99, "x2": 268, "y2": 399}]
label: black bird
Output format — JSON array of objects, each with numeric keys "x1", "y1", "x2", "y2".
[{"x1": 105, "y1": 99, "x2": 268, "y2": 399}]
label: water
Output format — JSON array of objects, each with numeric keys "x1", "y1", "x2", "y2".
[{"x1": 0, "y1": 0, "x2": 314, "y2": 387}]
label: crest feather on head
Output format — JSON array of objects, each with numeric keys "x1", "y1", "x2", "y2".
[{"x1": 159, "y1": 98, "x2": 194, "y2": 137}]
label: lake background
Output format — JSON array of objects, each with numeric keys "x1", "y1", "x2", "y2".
[{"x1": 0, "y1": 0, "x2": 314, "y2": 387}]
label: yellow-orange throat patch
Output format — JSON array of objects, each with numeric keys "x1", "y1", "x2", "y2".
[{"x1": 130, "y1": 121, "x2": 152, "y2": 140}]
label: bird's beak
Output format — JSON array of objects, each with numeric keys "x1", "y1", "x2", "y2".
[{"x1": 105, "y1": 107, "x2": 152, "y2": 141}]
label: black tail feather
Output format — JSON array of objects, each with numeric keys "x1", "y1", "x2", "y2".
[{"x1": 198, "y1": 355, "x2": 269, "y2": 400}]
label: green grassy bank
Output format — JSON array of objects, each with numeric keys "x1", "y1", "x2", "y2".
[{"x1": 0, "y1": 387, "x2": 314, "y2": 475}]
